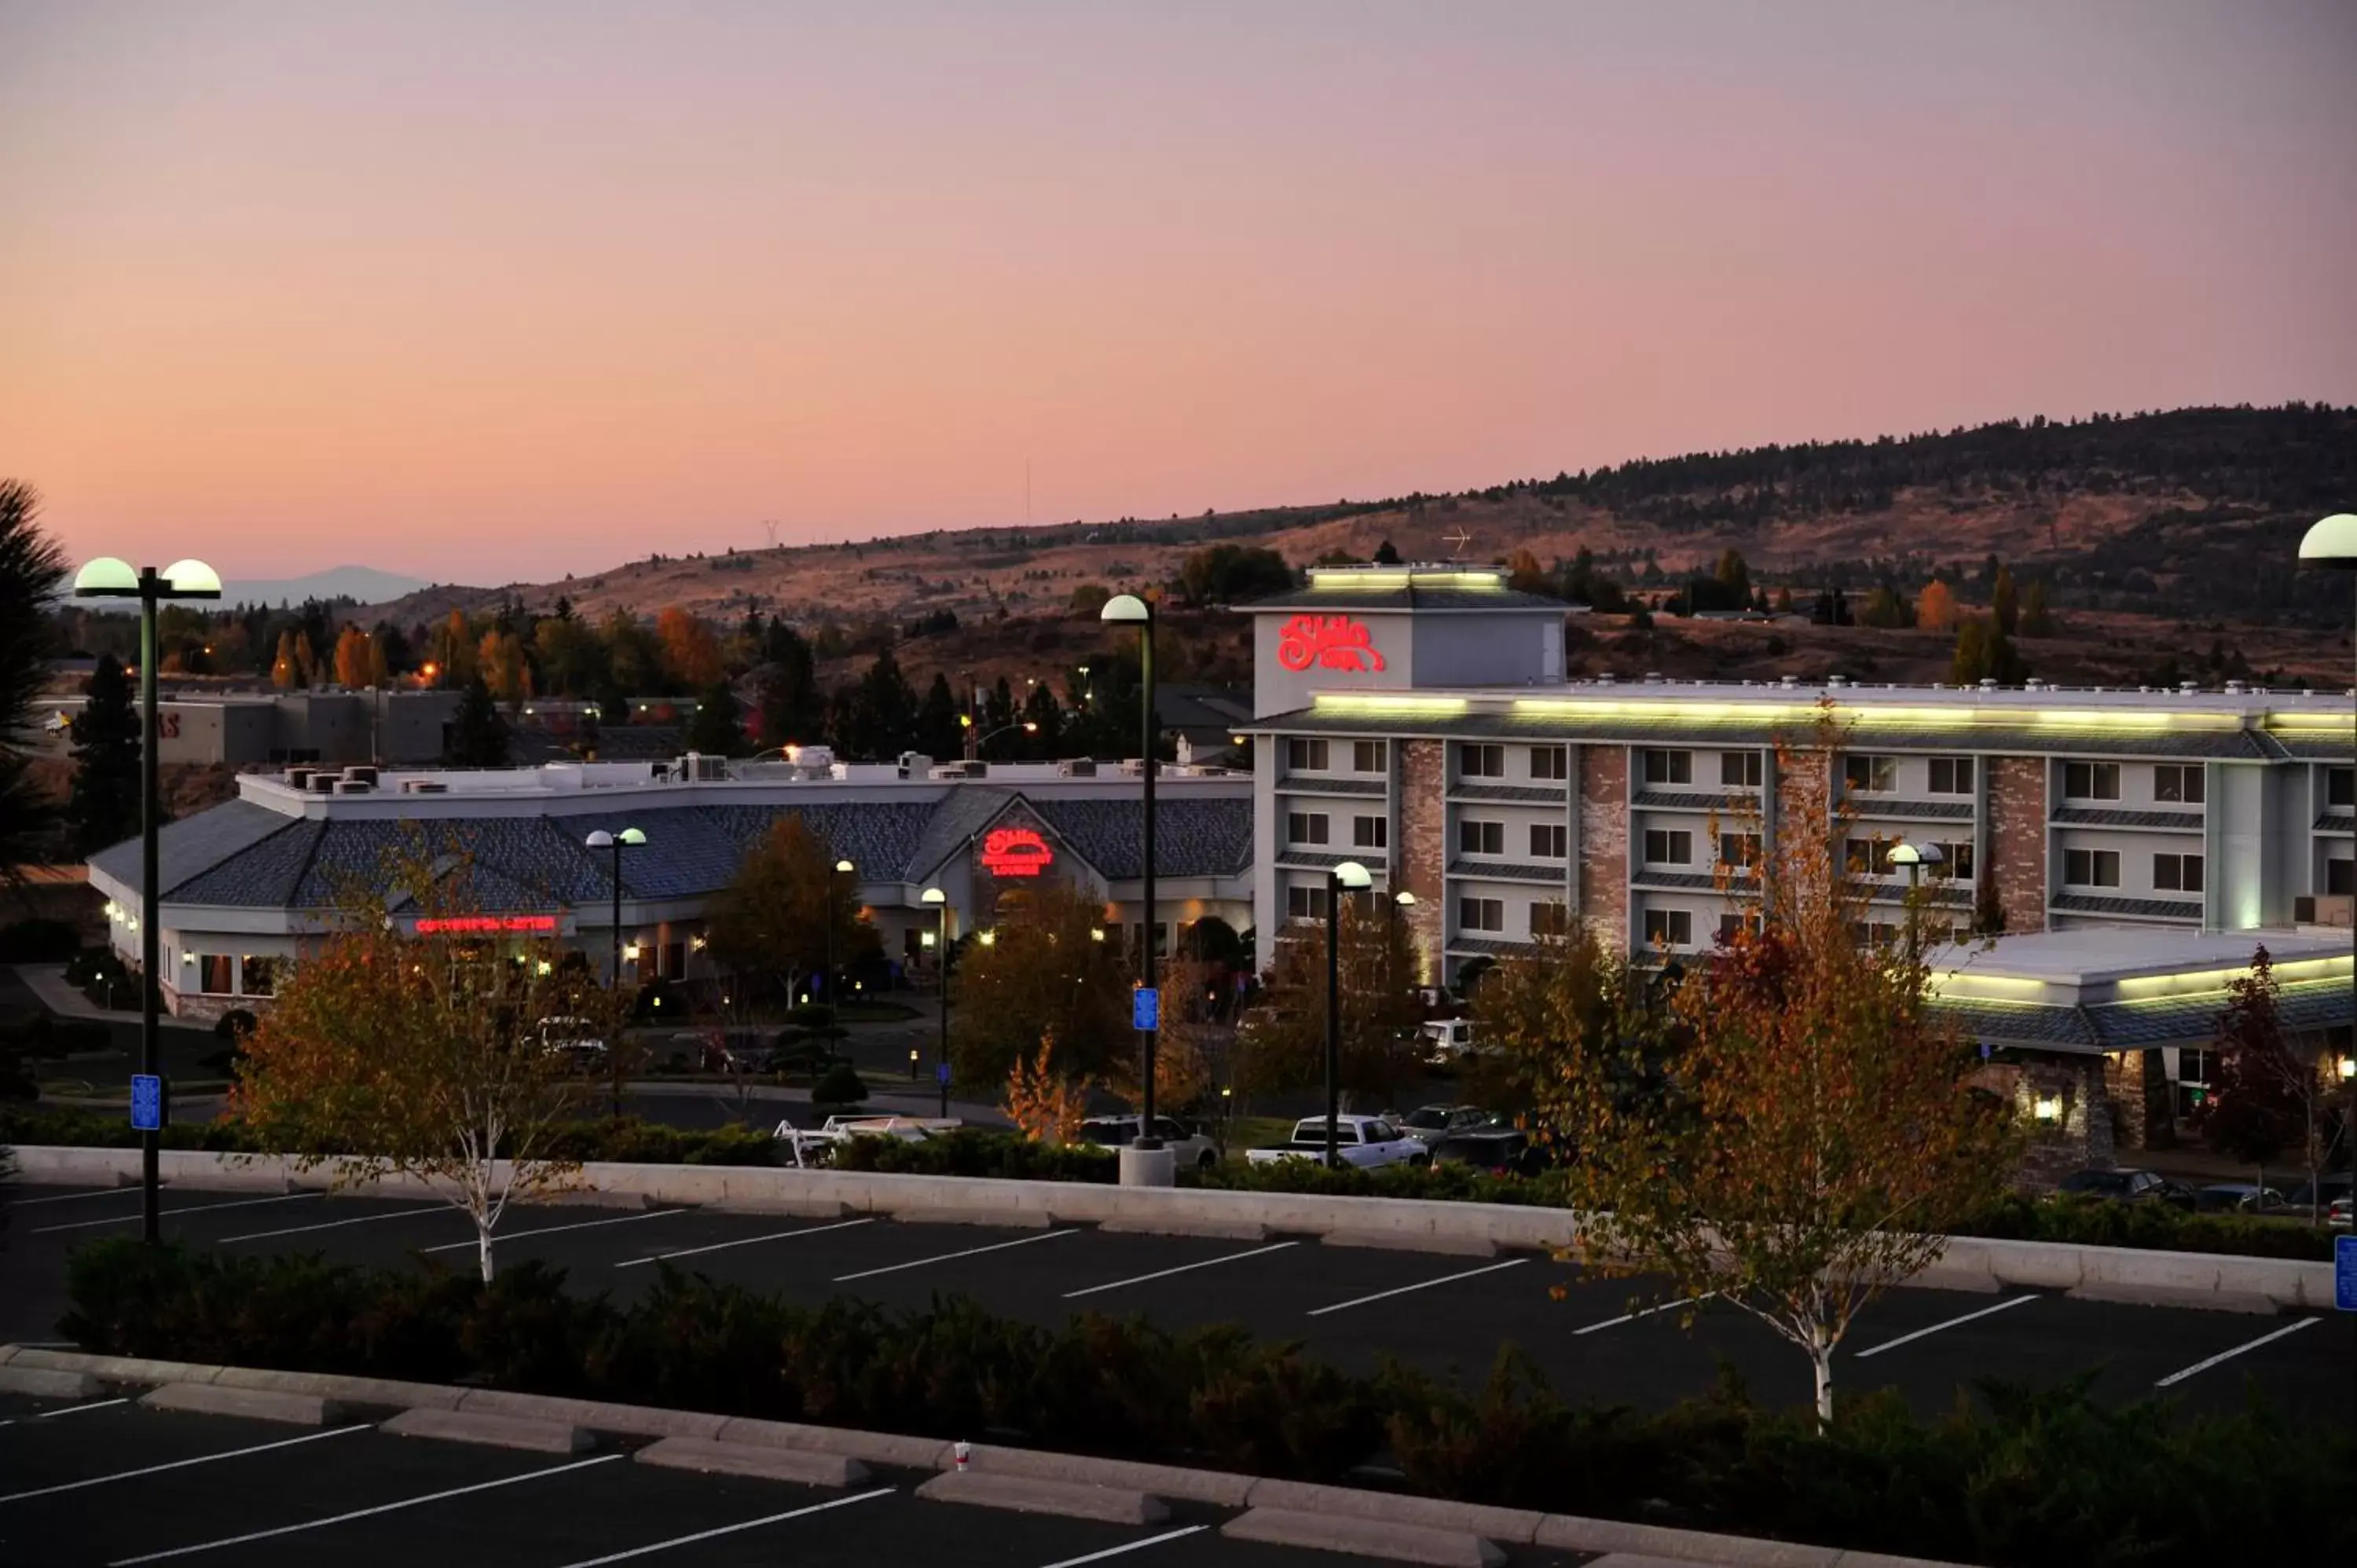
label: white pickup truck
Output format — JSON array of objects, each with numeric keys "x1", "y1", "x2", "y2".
[{"x1": 1245, "y1": 1115, "x2": 1429, "y2": 1170}]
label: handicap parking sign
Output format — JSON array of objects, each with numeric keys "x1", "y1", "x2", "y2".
[
  {"x1": 935, "y1": 1061, "x2": 951, "y2": 1086},
  {"x1": 130, "y1": 1074, "x2": 166, "y2": 1132},
  {"x1": 1132, "y1": 987, "x2": 1159, "y2": 1031},
  {"x1": 2336, "y1": 1234, "x2": 2357, "y2": 1313}
]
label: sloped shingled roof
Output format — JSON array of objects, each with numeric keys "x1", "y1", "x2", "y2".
[
  {"x1": 109, "y1": 792, "x2": 1247, "y2": 909},
  {"x1": 1931, "y1": 976, "x2": 2354, "y2": 1054}
]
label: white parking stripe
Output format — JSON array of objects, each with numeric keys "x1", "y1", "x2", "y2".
[
  {"x1": 1038, "y1": 1525, "x2": 1211, "y2": 1567},
  {"x1": 32, "y1": 1192, "x2": 324, "y2": 1235},
  {"x1": 0, "y1": 1425, "x2": 364, "y2": 1503},
  {"x1": 218, "y1": 1205, "x2": 449, "y2": 1244},
  {"x1": 1854, "y1": 1293, "x2": 2038, "y2": 1359},
  {"x1": 415, "y1": 1207, "x2": 685, "y2": 1254},
  {"x1": 1062, "y1": 1242, "x2": 1298, "y2": 1299},
  {"x1": 3, "y1": 1186, "x2": 139, "y2": 1207},
  {"x1": 107, "y1": 1453, "x2": 621, "y2": 1564},
  {"x1": 1307, "y1": 1258, "x2": 1527, "y2": 1317},
  {"x1": 2153, "y1": 1317, "x2": 2322, "y2": 1388},
  {"x1": 548, "y1": 1487, "x2": 896, "y2": 1566},
  {"x1": 37, "y1": 1398, "x2": 130, "y2": 1418},
  {"x1": 614, "y1": 1217, "x2": 874, "y2": 1268},
  {"x1": 1572, "y1": 1293, "x2": 1711, "y2": 1335},
  {"x1": 833, "y1": 1227, "x2": 1078, "y2": 1282}
]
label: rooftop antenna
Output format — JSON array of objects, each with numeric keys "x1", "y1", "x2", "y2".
[
  {"x1": 763, "y1": 520, "x2": 779, "y2": 550},
  {"x1": 1443, "y1": 526, "x2": 1474, "y2": 560}
]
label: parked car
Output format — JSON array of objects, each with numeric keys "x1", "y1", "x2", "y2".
[
  {"x1": 1418, "y1": 1019, "x2": 1477, "y2": 1061},
  {"x1": 2280, "y1": 1174, "x2": 2353, "y2": 1216},
  {"x1": 1076, "y1": 1115, "x2": 1221, "y2": 1171},
  {"x1": 2329, "y1": 1196, "x2": 2352, "y2": 1228},
  {"x1": 2058, "y1": 1167, "x2": 2196, "y2": 1209},
  {"x1": 536, "y1": 1017, "x2": 606, "y2": 1072},
  {"x1": 1246, "y1": 1115, "x2": 1428, "y2": 1169},
  {"x1": 1428, "y1": 1127, "x2": 1549, "y2": 1178},
  {"x1": 1394, "y1": 1104, "x2": 1497, "y2": 1142},
  {"x1": 2192, "y1": 1182, "x2": 2289, "y2": 1214}
]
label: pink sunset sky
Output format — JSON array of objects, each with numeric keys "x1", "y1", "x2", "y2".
[{"x1": 4, "y1": 1, "x2": 2353, "y2": 584}]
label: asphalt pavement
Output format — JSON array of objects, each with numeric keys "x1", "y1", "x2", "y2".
[{"x1": 2, "y1": 1183, "x2": 2344, "y2": 1427}]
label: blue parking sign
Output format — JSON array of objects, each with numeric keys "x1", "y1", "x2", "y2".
[
  {"x1": 1132, "y1": 987, "x2": 1159, "y2": 1031},
  {"x1": 2336, "y1": 1234, "x2": 2357, "y2": 1313},
  {"x1": 130, "y1": 1074, "x2": 165, "y2": 1132},
  {"x1": 935, "y1": 1061, "x2": 951, "y2": 1086}
]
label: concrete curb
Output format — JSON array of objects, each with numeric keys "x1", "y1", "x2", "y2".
[
  {"x1": 140, "y1": 1383, "x2": 342, "y2": 1425},
  {"x1": 914, "y1": 1471, "x2": 1168, "y2": 1525},
  {"x1": 7, "y1": 1145, "x2": 2331, "y2": 1311},
  {"x1": 1096, "y1": 1218, "x2": 1270, "y2": 1242},
  {"x1": 636, "y1": 1435, "x2": 868, "y2": 1488},
  {"x1": 1323, "y1": 1229, "x2": 1499, "y2": 1258},
  {"x1": 0, "y1": 1347, "x2": 1981, "y2": 1568},
  {"x1": 380, "y1": 1407, "x2": 593, "y2": 1453},
  {"x1": 0, "y1": 1366, "x2": 101, "y2": 1399},
  {"x1": 2066, "y1": 1283, "x2": 2280, "y2": 1314},
  {"x1": 1226, "y1": 1508, "x2": 1505, "y2": 1567}
]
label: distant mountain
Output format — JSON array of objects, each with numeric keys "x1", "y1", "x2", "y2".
[{"x1": 219, "y1": 565, "x2": 440, "y2": 608}]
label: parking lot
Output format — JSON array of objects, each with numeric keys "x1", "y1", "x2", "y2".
[
  {"x1": 2, "y1": 1181, "x2": 2341, "y2": 1428},
  {"x1": 0, "y1": 1387, "x2": 1609, "y2": 1568}
]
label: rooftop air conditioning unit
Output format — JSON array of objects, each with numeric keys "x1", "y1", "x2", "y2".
[
  {"x1": 1058, "y1": 758, "x2": 1098, "y2": 778},
  {"x1": 1119, "y1": 758, "x2": 1147, "y2": 776},
  {"x1": 285, "y1": 766, "x2": 316, "y2": 789},
  {"x1": 306, "y1": 774, "x2": 338, "y2": 794},
  {"x1": 341, "y1": 766, "x2": 379, "y2": 786},
  {"x1": 678, "y1": 752, "x2": 728, "y2": 782},
  {"x1": 896, "y1": 751, "x2": 934, "y2": 779},
  {"x1": 334, "y1": 779, "x2": 372, "y2": 794},
  {"x1": 402, "y1": 779, "x2": 449, "y2": 794}
]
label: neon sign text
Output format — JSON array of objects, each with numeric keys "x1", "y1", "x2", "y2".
[
  {"x1": 980, "y1": 827, "x2": 1055, "y2": 877},
  {"x1": 413, "y1": 914, "x2": 559, "y2": 934},
  {"x1": 1277, "y1": 614, "x2": 1386, "y2": 674}
]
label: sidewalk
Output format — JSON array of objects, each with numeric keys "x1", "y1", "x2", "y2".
[{"x1": 11, "y1": 963, "x2": 211, "y2": 1032}]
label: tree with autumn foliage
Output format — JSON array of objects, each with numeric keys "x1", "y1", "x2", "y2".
[
  {"x1": 1104, "y1": 954, "x2": 1218, "y2": 1116},
  {"x1": 232, "y1": 837, "x2": 614, "y2": 1281},
  {"x1": 702, "y1": 814, "x2": 879, "y2": 1005},
  {"x1": 1914, "y1": 580, "x2": 1959, "y2": 631},
  {"x1": 1003, "y1": 1033, "x2": 1091, "y2": 1144},
  {"x1": 2206, "y1": 946, "x2": 2334, "y2": 1214},
  {"x1": 332, "y1": 625, "x2": 372, "y2": 688},
  {"x1": 948, "y1": 877, "x2": 1133, "y2": 1091},
  {"x1": 1512, "y1": 734, "x2": 2017, "y2": 1422},
  {"x1": 1235, "y1": 897, "x2": 1421, "y2": 1107},
  {"x1": 657, "y1": 606, "x2": 727, "y2": 689}
]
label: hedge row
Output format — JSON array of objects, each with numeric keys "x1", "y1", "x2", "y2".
[
  {"x1": 0, "y1": 1108, "x2": 777, "y2": 1166},
  {"x1": 58, "y1": 1240, "x2": 2352, "y2": 1566}
]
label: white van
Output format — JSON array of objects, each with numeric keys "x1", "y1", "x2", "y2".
[{"x1": 1419, "y1": 1018, "x2": 1477, "y2": 1061}]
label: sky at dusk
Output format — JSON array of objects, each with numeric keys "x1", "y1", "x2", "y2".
[{"x1": 5, "y1": 1, "x2": 2354, "y2": 584}]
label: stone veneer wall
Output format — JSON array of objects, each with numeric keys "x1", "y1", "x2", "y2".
[
  {"x1": 1578, "y1": 745, "x2": 1628, "y2": 949},
  {"x1": 1986, "y1": 756, "x2": 2048, "y2": 934},
  {"x1": 1397, "y1": 739, "x2": 1446, "y2": 984}
]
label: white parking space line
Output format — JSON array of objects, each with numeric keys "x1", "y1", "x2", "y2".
[
  {"x1": 1038, "y1": 1524, "x2": 1211, "y2": 1567},
  {"x1": 1854, "y1": 1293, "x2": 2038, "y2": 1359},
  {"x1": 1307, "y1": 1258, "x2": 1528, "y2": 1317},
  {"x1": 548, "y1": 1487, "x2": 896, "y2": 1566},
  {"x1": 32, "y1": 1192, "x2": 324, "y2": 1235},
  {"x1": 0, "y1": 1424, "x2": 364, "y2": 1503},
  {"x1": 3, "y1": 1186, "x2": 139, "y2": 1207},
  {"x1": 1062, "y1": 1242, "x2": 1298, "y2": 1299},
  {"x1": 614, "y1": 1217, "x2": 874, "y2": 1268},
  {"x1": 1573, "y1": 1293, "x2": 1711, "y2": 1335},
  {"x1": 2153, "y1": 1317, "x2": 2322, "y2": 1389},
  {"x1": 107, "y1": 1453, "x2": 622, "y2": 1565},
  {"x1": 36, "y1": 1398, "x2": 131, "y2": 1419},
  {"x1": 218, "y1": 1205, "x2": 449, "y2": 1244},
  {"x1": 416, "y1": 1207, "x2": 686, "y2": 1255},
  {"x1": 834, "y1": 1227, "x2": 1079, "y2": 1282}
]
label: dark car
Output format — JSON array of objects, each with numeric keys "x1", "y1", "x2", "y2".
[
  {"x1": 2280, "y1": 1174, "x2": 2353, "y2": 1215},
  {"x1": 2193, "y1": 1182, "x2": 2288, "y2": 1215},
  {"x1": 2057, "y1": 1167, "x2": 2196, "y2": 1209},
  {"x1": 1429, "y1": 1128, "x2": 1549, "y2": 1178},
  {"x1": 1395, "y1": 1104, "x2": 1496, "y2": 1141}
]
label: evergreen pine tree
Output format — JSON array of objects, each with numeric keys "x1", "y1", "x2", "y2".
[
  {"x1": 1991, "y1": 565, "x2": 2018, "y2": 636},
  {"x1": 918, "y1": 673, "x2": 962, "y2": 760},
  {"x1": 684, "y1": 680, "x2": 747, "y2": 757},
  {"x1": 68, "y1": 654, "x2": 142, "y2": 855},
  {"x1": 443, "y1": 676, "x2": 510, "y2": 767},
  {"x1": 2019, "y1": 577, "x2": 2056, "y2": 636}
]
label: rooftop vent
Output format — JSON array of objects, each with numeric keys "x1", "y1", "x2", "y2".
[
  {"x1": 2179, "y1": 681, "x2": 2199, "y2": 694},
  {"x1": 2225, "y1": 680, "x2": 2246, "y2": 694},
  {"x1": 1979, "y1": 678, "x2": 1996, "y2": 691},
  {"x1": 402, "y1": 779, "x2": 449, "y2": 794},
  {"x1": 334, "y1": 779, "x2": 372, "y2": 795}
]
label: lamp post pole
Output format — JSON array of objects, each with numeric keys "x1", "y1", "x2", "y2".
[
  {"x1": 1323, "y1": 861, "x2": 1373, "y2": 1167},
  {"x1": 1100, "y1": 593, "x2": 1160, "y2": 1149},
  {"x1": 827, "y1": 860, "x2": 854, "y2": 1005},
  {"x1": 2295, "y1": 515, "x2": 2357, "y2": 1270},
  {"x1": 75, "y1": 557, "x2": 220, "y2": 1245},
  {"x1": 937, "y1": 902, "x2": 951, "y2": 1116}
]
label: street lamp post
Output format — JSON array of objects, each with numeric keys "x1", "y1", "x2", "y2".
[
  {"x1": 1100, "y1": 594, "x2": 1160, "y2": 1151},
  {"x1": 1885, "y1": 841, "x2": 1945, "y2": 967},
  {"x1": 583, "y1": 828, "x2": 647, "y2": 989},
  {"x1": 1325, "y1": 861, "x2": 1374, "y2": 1167},
  {"x1": 827, "y1": 859, "x2": 855, "y2": 1004},
  {"x1": 73, "y1": 556, "x2": 222, "y2": 1245},
  {"x1": 922, "y1": 887, "x2": 950, "y2": 1116},
  {"x1": 2297, "y1": 513, "x2": 2357, "y2": 1269}
]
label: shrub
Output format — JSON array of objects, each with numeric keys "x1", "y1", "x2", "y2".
[
  {"x1": 214, "y1": 1009, "x2": 258, "y2": 1042},
  {"x1": 64, "y1": 947, "x2": 125, "y2": 987},
  {"x1": 812, "y1": 1062, "x2": 867, "y2": 1106},
  {"x1": 0, "y1": 918, "x2": 82, "y2": 962},
  {"x1": 59, "y1": 1240, "x2": 2356, "y2": 1563},
  {"x1": 831, "y1": 1128, "x2": 1116, "y2": 1181}
]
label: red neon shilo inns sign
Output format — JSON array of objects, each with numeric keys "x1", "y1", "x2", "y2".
[
  {"x1": 1277, "y1": 614, "x2": 1386, "y2": 674},
  {"x1": 412, "y1": 914, "x2": 559, "y2": 934},
  {"x1": 981, "y1": 827, "x2": 1055, "y2": 877}
]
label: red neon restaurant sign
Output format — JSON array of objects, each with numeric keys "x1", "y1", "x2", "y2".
[
  {"x1": 981, "y1": 827, "x2": 1055, "y2": 877},
  {"x1": 1277, "y1": 614, "x2": 1386, "y2": 674},
  {"x1": 412, "y1": 914, "x2": 559, "y2": 934}
]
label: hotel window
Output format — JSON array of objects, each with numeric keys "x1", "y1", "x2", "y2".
[
  {"x1": 1529, "y1": 822, "x2": 1568, "y2": 859},
  {"x1": 2064, "y1": 847, "x2": 2121, "y2": 888},
  {"x1": 1458, "y1": 743, "x2": 1505, "y2": 779},
  {"x1": 1352, "y1": 815, "x2": 1387, "y2": 849},
  {"x1": 2331, "y1": 768, "x2": 2355, "y2": 808},
  {"x1": 2176, "y1": 1046, "x2": 2216, "y2": 1121},
  {"x1": 2331, "y1": 857, "x2": 2355, "y2": 896},
  {"x1": 1844, "y1": 835, "x2": 1897, "y2": 875},
  {"x1": 1352, "y1": 740, "x2": 1386, "y2": 773},
  {"x1": 1848, "y1": 921, "x2": 1902, "y2": 947},
  {"x1": 2153, "y1": 852, "x2": 2204, "y2": 893},
  {"x1": 2153, "y1": 764, "x2": 2205, "y2": 804},
  {"x1": 1459, "y1": 897, "x2": 1505, "y2": 933},
  {"x1": 1285, "y1": 738, "x2": 1329, "y2": 771},
  {"x1": 1286, "y1": 811, "x2": 1329, "y2": 846},
  {"x1": 1642, "y1": 908, "x2": 1692, "y2": 947},
  {"x1": 1530, "y1": 746, "x2": 1568, "y2": 781},
  {"x1": 1933, "y1": 841, "x2": 1976, "y2": 880},
  {"x1": 1842, "y1": 754, "x2": 1897, "y2": 793},
  {"x1": 1641, "y1": 749, "x2": 1692, "y2": 786},
  {"x1": 1721, "y1": 750, "x2": 1763, "y2": 788},
  {"x1": 1643, "y1": 829, "x2": 1693, "y2": 865},
  {"x1": 239, "y1": 956, "x2": 277, "y2": 997},
  {"x1": 1458, "y1": 819, "x2": 1505, "y2": 855},
  {"x1": 1718, "y1": 832, "x2": 1762, "y2": 870},
  {"x1": 196, "y1": 954, "x2": 235, "y2": 995},
  {"x1": 1286, "y1": 884, "x2": 1329, "y2": 920},
  {"x1": 1928, "y1": 757, "x2": 1974, "y2": 795},
  {"x1": 2063, "y1": 761, "x2": 2121, "y2": 800},
  {"x1": 1530, "y1": 900, "x2": 1571, "y2": 937},
  {"x1": 1717, "y1": 912, "x2": 1762, "y2": 943}
]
